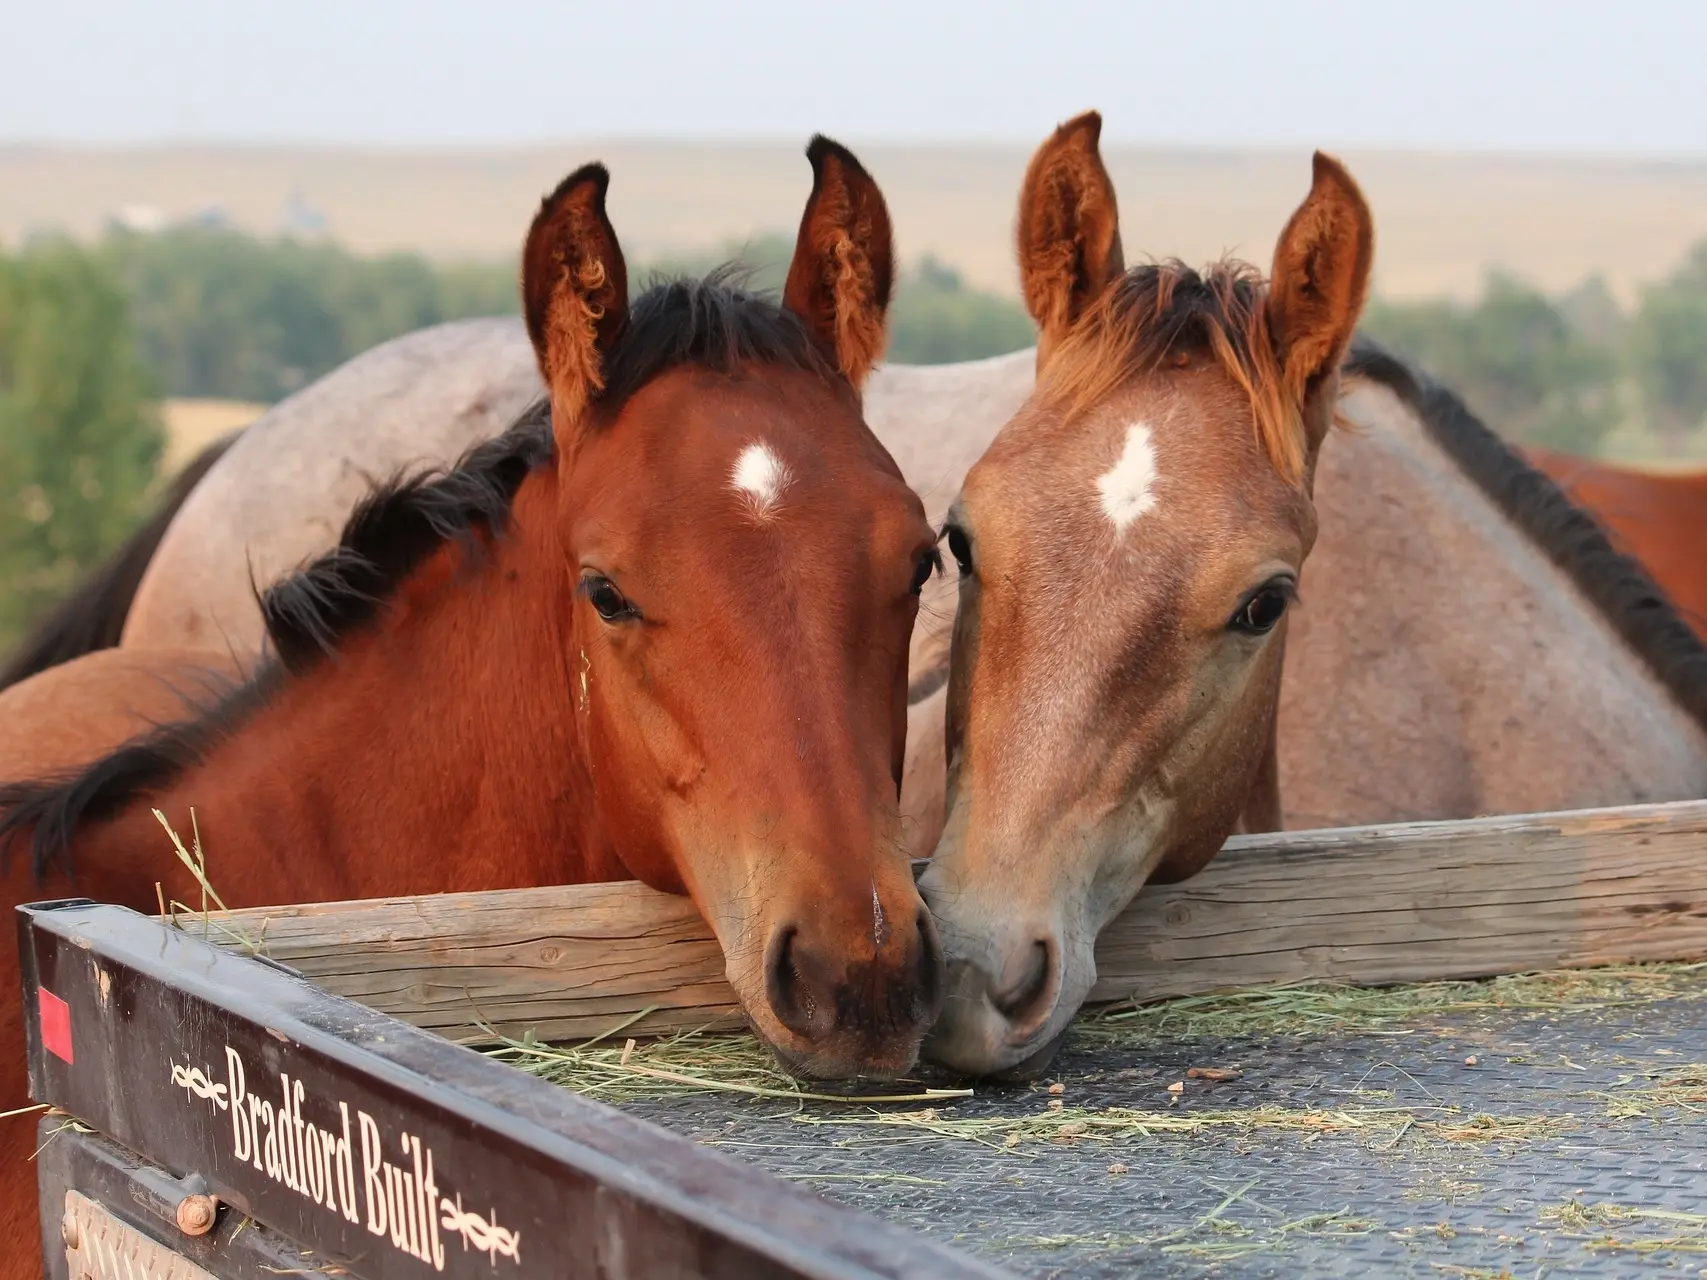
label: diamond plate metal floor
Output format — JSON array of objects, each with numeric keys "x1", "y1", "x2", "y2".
[{"x1": 624, "y1": 989, "x2": 1707, "y2": 1278}]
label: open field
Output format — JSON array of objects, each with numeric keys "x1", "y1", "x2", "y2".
[
  {"x1": 159, "y1": 398, "x2": 265, "y2": 470},
  {"x1": 10, "y1": 142, "x2": 1707, "y2": 303}
]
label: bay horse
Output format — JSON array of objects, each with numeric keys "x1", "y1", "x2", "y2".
[
  {"x1": 1523, "y1": 446, "x2": 1707, "y2": 642},
  {"x1": 908, "y1": 114, "x2": 1707, "y2": 1076},
  {"x1": 0, "y1": 139, "x2": 946, "y2": 1272}
]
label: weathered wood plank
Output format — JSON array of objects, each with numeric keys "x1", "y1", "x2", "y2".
[
  {"x1": 189, "y1": 800, "x2": 1707, "y2": 1043},
  {"x1": 1088, "y1": 801, "x2": 1707, "y2": 1002},
  {"x1": 201, "y1": 880, "x2": 741, "y2": 1042}
]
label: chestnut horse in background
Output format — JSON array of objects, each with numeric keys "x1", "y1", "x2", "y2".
[
  {"x1": 0, "y1": 139, "x2": 944, "y2": 1273},
  {"x1": 1524, "y1": 446, "x2": 1707, "y2": 641}
]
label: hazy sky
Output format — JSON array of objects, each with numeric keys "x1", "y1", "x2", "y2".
[{"x1": 7, "y1": 0, "x2": 1707, "y2": 154}]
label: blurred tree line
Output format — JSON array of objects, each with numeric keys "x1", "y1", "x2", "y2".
[
  {"x1": 107, "y1": 228, "x2": 518, "y2": 402},
  {"x1": 1360, "y1": 249, "x2": 1707, "y2": 459},
  {"x1": 645, "y1": 232, "x2": 1035, "y2": 367},
  {"x1": 0, "y1": 241, "x2": 163, "y2": 647},
  {"x1": 106, "y1": 226, "x2": 1034, "y2": 403}
]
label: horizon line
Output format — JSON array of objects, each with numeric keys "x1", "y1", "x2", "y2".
[{"x1": 6, "y1": 134, "x2": 1707, "y2": 167}]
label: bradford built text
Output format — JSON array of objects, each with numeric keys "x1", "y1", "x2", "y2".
[{"x1": 224, "y1": 1046, "x2": 449, "y2": 1269}]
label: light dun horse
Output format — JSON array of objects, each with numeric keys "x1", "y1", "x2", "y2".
[
  {"x1": 911, "y1": 114, "x2": 1707, "y2": 1075},
  {"x1": 916, "y1": 114, "x2": 1374, "y2": 1073},
  {"x1": 0, "y1": 138, "x2": 947, "y2": 1274}
]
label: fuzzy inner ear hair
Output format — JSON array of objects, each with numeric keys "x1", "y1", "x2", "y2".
[
  {"x1": 1268, "y1": 150, "x2": 1374, "y2": 409},
  {"x1": 781, "y1": 135, "x2": 895, "y2": 389},
  {"x1": 1016, "y1": 110, "x2": 1124, "y2": 363},
  {"x1": 520, "y1": 161, "x2": 630, "y2": 426}
]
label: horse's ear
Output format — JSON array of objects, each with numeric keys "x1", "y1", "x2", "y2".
[
  {"x1": 1016, "y1": 110, "x2": 1124, "y2": 368},
  {"x1": 1267, "y1": 152, "x2": 1374, "y2": 445},
  {"x1": 521, "y1": 162, "x2": 629, "y2": 431},
  {"x1": 782, "y1": 136, "x2": 895, "y2": 390}
]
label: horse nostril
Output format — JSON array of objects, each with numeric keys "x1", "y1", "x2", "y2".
[
  {"x1": 765, "y1": 912, "x2": 943, "y2": 1049},
  {"x1": 912, "y1": 907, "x2": 945, "y2": 1024},
  {"x1": 765, "y1": 925, "x2": 819, "y2": 1038},
  {"x1": 991, "y1": 939, "x2": 1054, "y2": 1027}
]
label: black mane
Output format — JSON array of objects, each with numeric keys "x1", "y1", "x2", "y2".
[
  {"x1": 1345, "y1": 337, "x2": 1707, "y2": 731},
  {"x1": 0, "y1": 273, "x2": 833, "y2": 880},
  {"x1": 599, "y1": 266, "x2": 832, "y2": 412},
  {"x1": 0, "y1": 669, "x2": 276, "y2": 879},
  {"x1": 260, "y1": 406, "x2": 553, "y2": 671}
]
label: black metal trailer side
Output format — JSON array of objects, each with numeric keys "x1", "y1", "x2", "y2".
[{"x1": 19, "y1": 899, "x2": 1010, "y2": 1280}]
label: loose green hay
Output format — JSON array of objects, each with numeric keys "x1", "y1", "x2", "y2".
[
  {"x1": 1082, "y1": 962, "x2": 1707, "y2": 1042},
  {"x1": 1593, "y1": 1063, "x2": 1707, "y2": 1118},
  {"x1": 154, "y1": 807, "x2": 264, "y2": 954},
  {"x1": 781, "y1": 1101, "x2": 1566, "y2": 1153},
  {"x1": 776, "y1": 1172, "x2": 947, "y2": 1187},
  {"x1": 476, "y1": 961, "x2": 1707, "y2": 1106},
  {"x1": 486, "y1": 1026, "x2": 969, "y2": 1106},
  {"x1": 989, "y1": 1180, "x2": 1377, "y2": 1261},
  {"x1": 1542, "y1": 1199, "x2": 1707, "y2": 1255}
]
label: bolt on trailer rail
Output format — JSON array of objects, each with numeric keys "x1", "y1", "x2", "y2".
[{"x1": 19, "y1": 899, "x2": 1012, "y2": 1280}]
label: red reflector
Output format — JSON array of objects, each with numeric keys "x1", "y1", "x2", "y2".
[{"x1": 38, "y1": 989, "x2": 72, "y2": 1065}]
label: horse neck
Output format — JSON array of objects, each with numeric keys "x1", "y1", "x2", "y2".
[{"x1": 84, "y1": 469, "x2": 620, "y2": 910}]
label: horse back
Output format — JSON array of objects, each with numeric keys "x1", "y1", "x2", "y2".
[
  {"x1": 0, "y1": 647, "x2": 247, "y2": 785},
  {"x1": 121, "y1": 318, "x2": 543, "y2": 656}
]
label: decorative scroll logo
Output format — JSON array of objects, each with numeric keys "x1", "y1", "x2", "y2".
[
  {"x1": 170, "y1": 1061, "x2": 228, "y2": 1108},
  {"x1": 441, "y1": 1194, "x2": 522, "y2": 1265},
  {"x1": 170, "y1": 1049, "x2": 520, "y2": 1271}
]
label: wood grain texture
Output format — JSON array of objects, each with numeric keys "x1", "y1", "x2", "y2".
[{"x1": 191, "y1": 800, "x2": 1707, "y2": 1043}]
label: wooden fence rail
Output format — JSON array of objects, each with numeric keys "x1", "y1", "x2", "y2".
[{"x1": 190, "y1": 800, "x2": 1707, "y2": 1044}]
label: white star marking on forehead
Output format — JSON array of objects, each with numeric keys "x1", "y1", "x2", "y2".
[
  {"x1": 1097, "y1": 421, "x2": 1159, "y2": 534},
  {"x1": 730, "y1": 442, "x2": 791, "y2": 519}
]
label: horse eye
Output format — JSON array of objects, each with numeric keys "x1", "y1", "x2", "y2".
[
  {"x1": 945, "y1": 525, "x2": 973, "y2": 577},
  {"x1": 909, "y1": 551, "x2": 940, "y2": 596},
  {"x1": 1231, "y1": 585, "x2": 1290, "y2": 636},
  {"x1": 583, "y1": 576, "x2": 636, "y2": 622}
]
